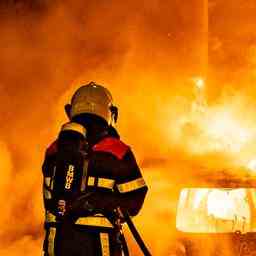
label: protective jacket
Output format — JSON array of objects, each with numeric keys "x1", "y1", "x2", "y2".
[{"x1": 42, "y1": 123, "x2": 148, "y2": 256}]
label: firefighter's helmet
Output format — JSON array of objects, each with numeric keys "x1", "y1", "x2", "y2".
[{"x1": 70, "y1": 82, "x2": 118, "y2": 124}]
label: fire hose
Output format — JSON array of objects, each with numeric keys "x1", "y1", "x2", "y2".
[{"x1": 116, "y1": 207, "x2": 152, "y2": 256}]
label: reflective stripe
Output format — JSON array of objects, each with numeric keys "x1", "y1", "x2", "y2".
[
  {"x1": 117, "y1": 177, "x2": 146, "y2": 193},
  {"x1": 45, "y1": 212, "x2": 57, "y2": 223},
  {"x1": 48, "y1": 227, "x2": 56, "y2": 256},
  {"x1": 100, "y1": 233, "x2": 110, "y2": 256},
  {"x1": 87, "y1": 177, "x2": 115, "y2": 190},
  {"x1": 50, "y1": 166, "x2": 56, "y2": 190},
  {"x1": 44, "y1": 187, "x2": 52, "y2": 199},
  {"x1": 75, "y1": 216, "x2": 113, "y2": 228},
  {"x1": 80, "y1": 159, "x2": 89, "y2": 191},
  {"x1": 45, "y1": 177, "x2": 51, "y2": 187},
  {"x1": 98, "y1": 178, "x2": 115, "y2": 189},
  {"x1": 88, "y1": 176, "x2": 95, "y2": 186}
]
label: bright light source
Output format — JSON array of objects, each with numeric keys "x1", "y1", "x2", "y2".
[
  {"x1": 207, "y1": 190, "x2": 237, "y2": 219},
  {"x1": 205, "y1": 111, "x2": 251, "y2": 153},
  {"x1": 194, "y1": 77, "x2": 205, "y2": 89}
]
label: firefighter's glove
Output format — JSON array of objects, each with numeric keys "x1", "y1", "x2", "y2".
[
  {"x1": 81, "y1": 200, "x2": 95, "y2": 213},
  {"x1": 85, "y1": 193, "x2": 118, "y2": 214},
  {"x1": 70, "y1": 200, "x2": 94, "y2": 215},
  {"x1": 71, "y1": 192, "x2": 117, "y2": 215},
  {"x1": 70, "y1": 193, "x2": 96, "y2": 215}
]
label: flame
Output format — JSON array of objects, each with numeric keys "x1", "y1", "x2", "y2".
[
  {"x1": 177, "y1": 188, "x2": 252, "y2": 234},
  {"x1": 202, "y1": 109, "x2": 252, "y2": 153},
  {"x1": 248, "y1": 159, "x2": 256, "y2": 172},
  {"x1": 194, "y1": 77, "x2": 205, "y2": 90},
  {"x1": 0, "y1": 1, "x2": 256, "y2": 256},
  {"x1": 207, "y1": 189, "x2": 249, "y2": 221}
]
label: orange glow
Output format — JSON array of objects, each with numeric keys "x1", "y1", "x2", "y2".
[
  {"x1": 194, "y1": 77, "x2": 205, "y2": 90},
  {"x1": 202, "y1": 109, "x2": 252, "y2": 153},
  {"x1": 1, "y1": 1, "x2": 256, "y2": 256}
]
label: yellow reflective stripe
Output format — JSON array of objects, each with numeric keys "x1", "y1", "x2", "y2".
[
  {"x1": 48, "y1": 227, "x2": 56, "y2": 256},
  {"x1": 117, "y1": 177, "x2": 146, "y2": 193},
  {"x1": 100, "y1": 233, "x2": 110, "y2": 256},
  {"x1": 45, "y1": 177, "x2": 51, "y2": 187},
  {"x1": 50, "y1": 166, "x2": 56, "y2": 190},
  {"x1": 44, "y1": 187, "x2": 52, "y2": 199},
  {"x1": 45, "y1": 212, "x2": 57, "y2": 223},
  {"x1": 75, "y1": 216, "x2": 113, "y2": 228},
  {"x1": 88, "y1": 176, "x2": 95, "y2": 186},
  {"x1": 87, "y1": 177, "x2": 115, "y2": 190},
  {"x1": 98, "y1": 178, "x2": 115, "y2": 189}
]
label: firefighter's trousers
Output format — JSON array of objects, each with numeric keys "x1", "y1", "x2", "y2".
[{"x1": 43, "y1": 221, "x2": 123, "y2": 256}]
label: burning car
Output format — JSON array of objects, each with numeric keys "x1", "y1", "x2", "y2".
[{"x1": 170, "y1": 172, "x2": 256, "y2": 256}]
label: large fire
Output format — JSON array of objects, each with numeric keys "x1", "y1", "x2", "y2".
[
  {"x1": 0, "y1": 0, "x2": 256, "y2": 255},
  {"x1": 177, "y1": 188, "x2": 253, "y2": 233}
]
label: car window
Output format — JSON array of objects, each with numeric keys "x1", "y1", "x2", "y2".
[{"x1": 176, "y1": 188, "x2": 256, "y2": 233}]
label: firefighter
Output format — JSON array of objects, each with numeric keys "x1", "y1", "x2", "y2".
[{"x1": 42, "y1": 82, "x2": 148, "y2": 256}]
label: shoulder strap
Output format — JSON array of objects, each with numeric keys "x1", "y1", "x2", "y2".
[
  {"x1": 46, "y1": 140, "x2": 58, "y2": 156},
  {"x1": 92, "y1": 137, "x2": 129, "y2": 160}
]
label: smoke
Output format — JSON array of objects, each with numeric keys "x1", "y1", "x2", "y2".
[
  {"x1": 1, "y1": 0, "x2": 256, "y2": 255},
  {"x1": 208, "y1": 0, "x2": 256, "y2": 98},
  {"x1": 0, "y1": 142, "x2": 12, "y2": 234}
]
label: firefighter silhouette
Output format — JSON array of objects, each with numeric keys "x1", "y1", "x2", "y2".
[{"x1": 42, "y1": 82, "x2": 148, "y2": 256}]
